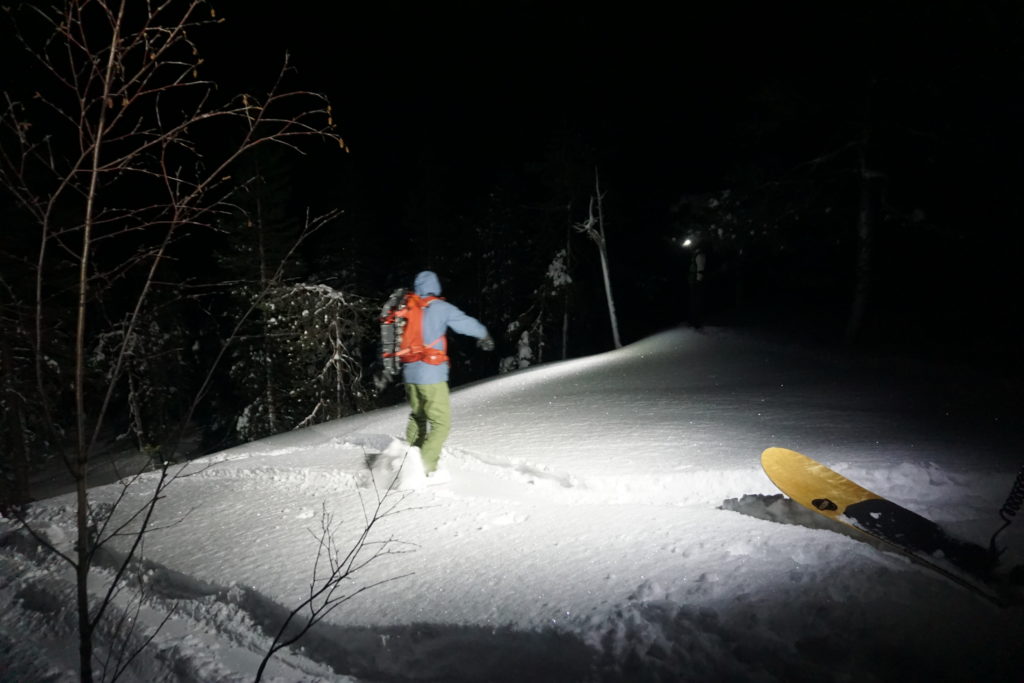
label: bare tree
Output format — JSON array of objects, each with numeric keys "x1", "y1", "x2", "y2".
[
  {"x1": 0, "y1": 1, "x2": 346, "y2": 680},
  {"x1": 232, "y1": 276, "x2": 376, "y2": 442},
  {"x1": 575, "y1": 169, "x2": 622, "y2": 349}
]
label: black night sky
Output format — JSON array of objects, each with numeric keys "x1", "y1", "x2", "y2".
[
  {"x1": 201, "y1": 1, "x2": 1024, "y2": 370},
  {"x1": 3, "y1": 0, "x2": 1024, "y2": 392}
]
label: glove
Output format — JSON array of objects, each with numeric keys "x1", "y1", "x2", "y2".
[{"x1": 477, "y1": 335, "x2": 495, "y2": 351}]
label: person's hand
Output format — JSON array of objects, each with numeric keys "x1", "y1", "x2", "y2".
[{"x1": 477, "y1": 335, "x2": 495, "y2": 351}]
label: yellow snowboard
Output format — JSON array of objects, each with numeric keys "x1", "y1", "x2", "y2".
[
  {"x1": 761, "y1": 446, "x2": 1001, "y2": 605},
  {"x1": 761, "y1": 446, "x2": 883, "y2": 524}
]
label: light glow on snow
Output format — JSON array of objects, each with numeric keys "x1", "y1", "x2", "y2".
[{"x1": 1, "y1": 328, "x2": 1022, "y2": 681}]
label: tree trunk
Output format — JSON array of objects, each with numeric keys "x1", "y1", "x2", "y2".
[
  {"x1": 74, "y1": 5, "x2": 127, "y2": 679},
  {"x1": 561, "y1": 303, "x2": 569, "y2": 360},
  {"x1": 846, "y1": 138, "x2": 879, "y2": 345},
  {"x1": 562, "y1": 221, "x2": 571, "y2": 360},
  {"x1": 0, "y1": 336, "x2": 32, "y2": 510},
  {"x1": 594, "y1": 171, "x2": 622, "y2": 349}
]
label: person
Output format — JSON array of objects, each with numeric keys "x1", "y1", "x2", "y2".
[
  {"x1": 402, "y1": 270, "x2": 493, "y2": 476},
  {"x1": 688, "y1": 244, "x2": 706, "y2": 329}
]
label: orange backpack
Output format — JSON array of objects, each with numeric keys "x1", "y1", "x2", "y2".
[{"x1": 383, "y1": 293, "x2": 449, "y2": 366}]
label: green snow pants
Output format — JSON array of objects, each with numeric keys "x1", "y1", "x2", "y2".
[{"x1": 405, "y1": 382, "x2": 451, "y2": 473}]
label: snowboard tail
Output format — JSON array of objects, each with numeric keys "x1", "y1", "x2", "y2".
[{"x1": 843, "y1": 497, "x2": 994, "y2": 577}]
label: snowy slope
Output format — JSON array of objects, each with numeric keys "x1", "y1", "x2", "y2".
[{"x1": 2, "y1": 327, "x2": 1023, "y2": 682}]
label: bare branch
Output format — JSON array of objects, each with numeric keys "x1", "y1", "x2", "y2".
[
  {"x1": 0, "y1": 2, "x2": 349, "y2": 679},
  {"x1": 254, "y1": 478, "x2": 416, "y2": 682}
]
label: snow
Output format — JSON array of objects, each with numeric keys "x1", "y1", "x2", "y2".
[{"x1": 3, "y1": 327, "x2": 1023, "y2": 681}]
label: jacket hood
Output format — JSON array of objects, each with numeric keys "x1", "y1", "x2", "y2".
[{"x1": 414, "y1": 271, "x2": 442, "y2": 297}]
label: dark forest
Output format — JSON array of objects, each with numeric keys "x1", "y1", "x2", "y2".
[{"x1": 2, "y1": 0, "x2": 1023, "y2": 508}]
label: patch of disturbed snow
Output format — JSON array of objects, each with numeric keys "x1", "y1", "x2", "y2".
[{"x1": 3, "y1": 328, "x2": 1023, "y2": 681}]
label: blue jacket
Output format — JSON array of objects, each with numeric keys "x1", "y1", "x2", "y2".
[{"x1": 402, "y1": 271, "x2": 489, "y2": 385}]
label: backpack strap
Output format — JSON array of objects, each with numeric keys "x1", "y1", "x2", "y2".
[{"x1": 416, "y1": 297, "x2": 449, "y2": 364}]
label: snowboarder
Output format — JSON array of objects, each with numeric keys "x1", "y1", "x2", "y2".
[{"x1": 401, "y1": 270, "x2": 493, "y2": 476}]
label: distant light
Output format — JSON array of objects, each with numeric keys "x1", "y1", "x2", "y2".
[{"x1": 681, "y1": 238, "x2": 693, "y2": 248}]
